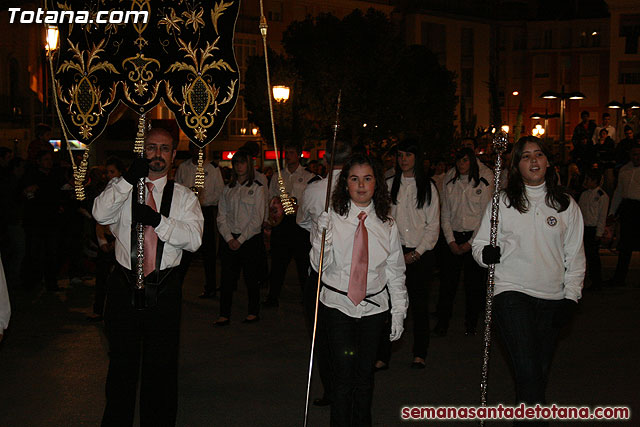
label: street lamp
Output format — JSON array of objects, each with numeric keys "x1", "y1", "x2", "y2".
[
  {"x1": 272, "y1": 85, "x2": 290, "y2": 103},
  {"x1": 43, "y1": 25, "x2": 59, "y2": 125},
  {"x1": 530, "y1": 112, "x2": 560, "y2": 138},
  {"x1": 539, "y1": 85, "x2": 585, "y2": 142},
  {"x1": 532, "y1": 124, "x2": 545, "y2": 137}
]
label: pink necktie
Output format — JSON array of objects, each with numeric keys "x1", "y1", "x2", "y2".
[
  {"x1": 348, "y1": 211, "x2": 368, "y2": 306},
  {"x1": 143, "y1": 182, "x2": 158, "y2": 277}
]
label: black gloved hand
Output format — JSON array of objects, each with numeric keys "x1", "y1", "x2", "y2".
[
  {"x1": 123, "y1": 158, "x2": 150, "y2": 186},
  {"x1": 133, "y1": 202, "x2": 161, "y2": 227},
  {"x1": 552, "y1": 299, "x2": 578, "y2": 328},
  {"x1": 482, "y1": 245, "x2": 501, "y2": 264}
]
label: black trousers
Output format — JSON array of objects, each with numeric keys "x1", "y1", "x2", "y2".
[
  {"x1": 267, "y1": 215, "x2": 310, "y2": 302},
  {"x1": 613, "y1": 199, "x2": 640, "y2": 284},
  {"x1": 22, "y1": 224, "x2": 59, "y2": 290},
  {"x1": 494, "y1": 292, "x2": 564, "y2": 427},
  {"x1": 436, "y1": 231, "x2": 486, "y2": 330},
  {"x1": 322, "y1": 304, "x2": 387, "y2": 427},
  {"x1": 378, "y1": 247, "x2": 432, "y2": 363},
  {"x1": 219, "y1": 234, "x2": 262, "y2": 319},
  {"x1": 179, "y1": 206, "x2": 217, "y2": 293},
  {"x1": 94, "y1": 249, "x2": 115, "y2": 315},
  {"x1": 102, "y1": 267, "x2": 183, "y2": 427},
  {"x1": 583, "y1": 226, "x2": 602, "y2": 288},
  {"x1": 303, "y1": 271, "x2": 333, "y2": 400}
]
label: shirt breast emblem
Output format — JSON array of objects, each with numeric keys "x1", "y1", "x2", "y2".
[
  {"x1": 298, "y1": 177, "x2": 303, "y2": 182},
  {"x1": 248, "y1": 190, "x2": 254, "y2": 195},
  {"x1": 546, "y1": 216, "x2": 557, "y2": 227},
  {"x1": 476, "y1": 189, "x2": 482, "y2": 195}
]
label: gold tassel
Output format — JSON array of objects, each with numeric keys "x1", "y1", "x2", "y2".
[
  {"x1": 193, "y1": 147, "x2": 205, "y2": 196},
  {"x1": 278, "y1": 176, "x2": 296, "y2": 215},
  {"x1": 74, "y1": 148, "x2": 89, "y2": 201},
  {"x1": 134, "y1": 115, "x2": 146, "y2": 155}
]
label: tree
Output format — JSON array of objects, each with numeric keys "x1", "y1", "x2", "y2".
[{"x1": 244, "y1": 9, "x2": 457, "y2": 157}]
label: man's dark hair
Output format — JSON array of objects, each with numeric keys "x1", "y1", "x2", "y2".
[
  {"x1": 35, "y1": 123, "x2": 52, "y2": 139},
  {"x1": 585, "y1": 167, "x2": 602, "y2": 184},
  {"x1": 580, "y1": 111, "x2": 589, "y2": 119},
  {"x1": 602, "y1": 112, "x2": 610, "y2": 119}
]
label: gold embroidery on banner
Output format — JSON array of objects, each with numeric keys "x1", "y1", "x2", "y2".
[
  {"x1": 122, "y1": 53, "x2": 161, "y2": 96},
  {"x1": 132, "y1": 0, "x2": 151, "y2": 49},
  {"x1": 211, "y1": 1, "x2": 234, "y2": 35},
  {"x1": 165, "y1": 38, "x2": 237, "y2": 142},
  {"x1": 57, "y1": 39, "x2": 119, "y2": 139}
]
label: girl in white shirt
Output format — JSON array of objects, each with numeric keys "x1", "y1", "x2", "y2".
[
  {"x1": 472, "y1": 136, "x2": 585, "y2": 407},
  {"x1": 214, "y1": 150, "x2": 266, "y2": 326},
  {"x1": 312, "y1": 153, "x2": 407, "y2": 426},
  {"x1": 376, "y1": 138, "x2": 439, "y2": 370}
]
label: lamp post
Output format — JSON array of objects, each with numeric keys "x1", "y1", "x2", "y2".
[
  {"x1": 272, "y1": 85, "x2": 290, "y2": 159},
  {"x1": 540, "y1": 85, "x2": 585, "y2": 142},
  {"x1": 504, "y1": 90, "x2": 519, "y2": 136},
  {"x1": 43, "y1": 25, "x2": 59, "y2": 126},
  {"x1": 530, "y1": 111, "x2": 560, "y2": 139}
]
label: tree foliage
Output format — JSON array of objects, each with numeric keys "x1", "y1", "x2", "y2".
[{"x1": 243, "y1": 9, "x2": 457, "y2": 157}]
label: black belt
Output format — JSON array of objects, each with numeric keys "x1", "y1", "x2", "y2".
[
  {"x1": 118, "y1": 264, "x2": 176, "y2": 286},
  {"x1": 321, "y1": 283, "x2": 388, "y2": 308},
  {"x1": 453, "y1": 230, "x2": 473, "y2": 244}
]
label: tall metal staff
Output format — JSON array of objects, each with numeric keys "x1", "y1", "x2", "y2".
[
  {"x1": 258, "y1": 0, "x2": 296, "y2": 216},
  {"x1": 303, "y1": 91, "x2": 342, "y2": 427},
  {"x1": 479, "y1": 131, "x2": 509, "y2": 426}
]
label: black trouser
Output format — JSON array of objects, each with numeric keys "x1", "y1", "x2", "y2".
[
  {"x1": 583, "y1": 226, "x2": 602, "y2": 288},
  {"x1": 303, "y1": 271, "x2": 333, "y2": 400},
  {"x1": 179, "y1": 206, "x2": 217, "y2": 294},
  {"x1": 94, "y1": 249, "x2": 115, "y2": 315},
  {"x1": 378, "y1": 247, "x2": 432, "y2": 364},
  {"x1": 322, "y1": 304, "x2": 387, "y2": 427},
  {"x1": 219, "y1": 233, "x2": 262, "y2": 319},
  {"x1": 613, "y1": 199, "x2": 640, "y2": 285},
  {"x1": 267, "y1": 215, "x2": 310, "y2": 302},
  {"x1": 494, "y1": 291, "x2": 564, "y2": 427},
  {"x1": 436, "y1": 231, "x2": 486, "y2": 331},
  {"x1": 102, "y1": 267, "x2": 183, "y2": 427},
  {"x1": 22, "y1": 224, "x2": 59, "y2": 290}
]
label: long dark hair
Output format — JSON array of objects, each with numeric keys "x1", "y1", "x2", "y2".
[
  {"x1": 446, "y1": 147, "x2": 480, "y2": 187},
  {"x1": 332, "y1": 153, "x2": 391, "y2": 222},
  {"x1": 229, "y1": 149, "x2": 255, "y2": 188},
  {"x1": 390, "y1": 138, "x2": 432, "y2": 209},
  {"x1": 505, "y1": 136, "x2": 569, "y2": 213}
]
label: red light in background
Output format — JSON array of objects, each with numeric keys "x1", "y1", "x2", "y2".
[
  {"x1": 222, "y1": 151, "x2": 236, "y2": 160},
  {"x1": 264, "y1": 150, "x2": 310, "y2": 159},
  {"x1": 318, "y1": 150, "x2": 326, "y2": 159}
]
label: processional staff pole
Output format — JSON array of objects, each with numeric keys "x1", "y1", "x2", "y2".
[
  {"x1": 479, "y1": 131, "x2": 509, "y2": 426},
  {"x1": 303, "y1": 91, "x2": 341, "y2": 427}
]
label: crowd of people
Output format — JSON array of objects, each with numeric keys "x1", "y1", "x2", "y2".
[{"x1": 0, "y1": 108, "x2": 639, "y2": 425}]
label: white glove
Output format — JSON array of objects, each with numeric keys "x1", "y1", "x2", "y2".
[
  {"x1": 389, "y1": 314, "x2": 404, "y2": 342},
  {"x1": 317, "y1": 211, "x2": 332, "y2": 241}
]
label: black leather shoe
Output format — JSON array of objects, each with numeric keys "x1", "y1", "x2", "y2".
[
  {"x1": 411, "y1": 361, "x2": 426, "y2": 369},
  {"x1": 373, "y1": 363, "x2": 389, "y2": 372},
  {"x1": 242, "y1": 316, "x2": 260, "y2": 324},
  {"x1": 313, "y1": 397, "x2": 331, "y2": 407},
  {"x1": 214, "y1": 318, "x2": 230, "y2": 327}
]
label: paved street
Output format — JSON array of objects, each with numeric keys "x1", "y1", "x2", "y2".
[{"x1": 0, "y1": 252, "x2": 638, "y2": 426}]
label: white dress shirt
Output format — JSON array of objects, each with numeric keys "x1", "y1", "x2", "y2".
[
  {"x1": 472, "y1": 184, "x2": 585, "y2": 302},
  {"x1": 578, "y1": 187, "x2": 609, "y2": 237},
  {"x1": 611, "y1": 165, "x2": 640, "y2": 215},
  {"x1": 310, "y1": 201, "x2": 408, "y2": 319},
  {"x1": 174, "y1": 159, "x2": 224, "y2": 207},
  {"x1": 268, "y1": 163, "x2": 315, "y2": 201},
  {"x1": 387, "y1": 176, "x2": 440, "y2": 255},
  {"x1": 92, "y1": 175, "x2": 204, "y2": 270},
  {"x1": 440, "y1": 171, "x2": 494, "y2": 244},
  {"x1": 297, "y1": 169, "x2": 340, "y2": 238},
  {"x1": 217, "y1": 180, "x2": 266, "y2": 244},
  {"x1": 0, "y1": 255, "x2": 10, "y2": 332}
]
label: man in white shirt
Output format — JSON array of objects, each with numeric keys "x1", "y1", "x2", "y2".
[
  {"x1": 93, "y1": 128, "x2": 203, "y2": 426},
  {"x1": 593, "y1": 112, "x2": 616, "y2": 144},
  {"x1": 175, "y1": 142, "x2": 224, "y2": 298},
  {"x1": 264, "y1": 142, "x2": 316, "y2": 307}
]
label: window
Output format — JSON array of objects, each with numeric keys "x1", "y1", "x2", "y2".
[
  {"x1": 267, "y1": 1, "x2": 283, "y2": 22},
  {"x1": 620, "y1": 15, "x2": 640, "y2": 54},
  {"x1": 229, "y1": 38, "x2": 257, "y2": 136},
  {"x1": 561, "y1": 28, "x2": 572, "y2": 48},
  {"x1": 533, "y1": 55, "x2": 549, "y2": 78},
  {"x1": 619, "y1": 61, "x2": 640, "y2": 84},
  {"x1": 421, "y1": 22, "x2": 446, "y2": 66},
  {"x1": 543, "y1": 29, "x2": 553, "y2": 49}
]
